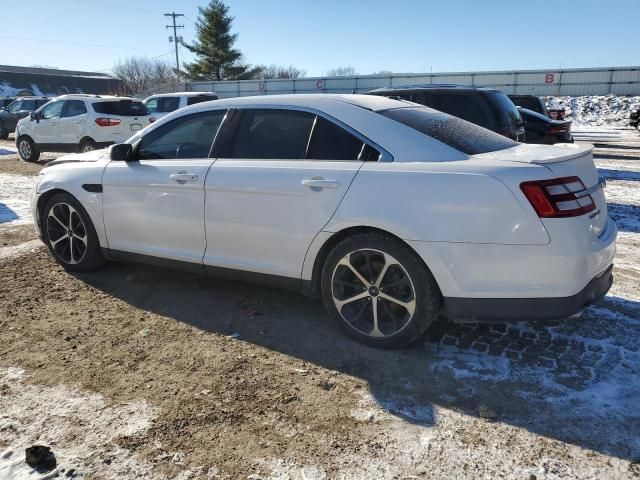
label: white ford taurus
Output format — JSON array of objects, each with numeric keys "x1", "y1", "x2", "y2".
[{"x1": 32, "y1": 94, "x2": 617, "y2": 348}]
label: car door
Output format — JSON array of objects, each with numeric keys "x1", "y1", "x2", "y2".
[
  {"x1": 58, "y1": 100, "x2": 88, "y2": 145},
  {"x1": 204, "y1": 107, "x2": 379, "y2": 278},
  {"x1": 35, "y1": 100, "x2": 64, "y2": 145},
  {"x1": 4, "y1": 100, "x2": 23, "y2": 130},
  {"x1": 101, "y1": 109, "x2": 227, "y2": 264}
]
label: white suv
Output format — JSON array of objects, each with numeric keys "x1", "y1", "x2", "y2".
[
  {"x1": 143, "y1": 92, "x2": 218, "y2": 120},
  {"x1": 16, "y1": 94, "x2": 153, "y2": 162}
]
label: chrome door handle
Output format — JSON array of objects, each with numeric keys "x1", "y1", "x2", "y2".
[
  {"x1": 170, "y1": 172, "x2": 199, "y2": 184},
  {"x1": 302, "y1": 178, "x2": 340, "y2": 190}
]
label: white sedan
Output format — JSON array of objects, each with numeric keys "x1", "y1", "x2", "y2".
[{"x1": 32, "y1": 94, "x2": 616, "y2": 348}]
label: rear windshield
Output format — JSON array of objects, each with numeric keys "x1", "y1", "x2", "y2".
[
  {"x1": 486, "y1": 92, "x2": 523, "y2": 127},
  {"x1": 92, "y1": 100, "x2": 148, "y2": 116},
  {"x1": 379, "y1": 107, "x2": 518, "y2": 155}
]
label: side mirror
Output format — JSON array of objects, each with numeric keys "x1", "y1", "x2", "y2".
[{"x1": 110, "y1": 143, "x2": 134, "y2": 161}]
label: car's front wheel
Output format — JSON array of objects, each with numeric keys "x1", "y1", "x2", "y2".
[
  {"x1": 43, "y1": 193, "x2": 104, "y2": 272},
  {"x1": 17, "y1": 136, "x2": 40, "y2": 162},
  {"x1": 321, "y1": 232, "x2": 442, "y2": 348}
]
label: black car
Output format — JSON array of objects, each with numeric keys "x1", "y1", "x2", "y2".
[
  {"x1": 630, "y1": 109, "x2": 640, "y2": 129},
  {"x1": 0, "y1": 97, "x2": 16, "y2": 109},
  {"x1": 518, "y1": 107, "x2": 573, "y2": 144},
  {"x1": 0, "y1": 96, "x2": 49, "y2": 139},
  {"x1": 368, "y1": 84, "x2": 525, "y2": 141},
  {"x1": 509, "y1": 94, "x2": 566, "y2": 120}
]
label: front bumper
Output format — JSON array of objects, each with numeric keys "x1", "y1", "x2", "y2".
[{"x1": 444, "y1": 264, "x2": 613, "y2": 322}]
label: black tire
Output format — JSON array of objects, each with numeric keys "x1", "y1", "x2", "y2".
[
  {"x1": 79, "y1": 139, "x2": 96, "y2": 153},
  {"x1": 0, "y1": 124, "x2": 8, "y2": 140},
  {"x1": 321, "y1": 232, "x2": 442, "y2": 348},
  {"x1": 17, "y1": 136, "x2": 40, "y2": 162},
  {"x1": 42, "y1": 193, "x2": 105, "y2": 272}
]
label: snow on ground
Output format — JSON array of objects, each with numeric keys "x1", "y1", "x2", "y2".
[
  {"x1": 0, "y1": 240, "x2": 43, "y2": 262},
  {"x1": 0, "y1": 368, "x2": 160, "y2": 480},
  {"x1": 547, "y1": 95, "x2": 640, "y2": 126},
  {"x1": 0, "y1": 173, "x2": 37, "y2": 226},
  {"x1": 0, "y1": 147, "x2": 17, "y2": 156}
]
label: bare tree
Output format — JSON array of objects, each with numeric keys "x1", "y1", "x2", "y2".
[
  {"x1": 325, "y1": 66, "x2": 358, "y2": 77},
  {"x1": 371, "y1": 70, "x2": 393, "y2": 75},
  {"x1": 112, "y1": 56, "x2": 177, "y2": 96},
  {"x1": 255, "y1": 64, "x2": 306, "y2": 79}
]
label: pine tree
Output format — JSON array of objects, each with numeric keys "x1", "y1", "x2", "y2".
[{"x1": 183, "y1": 0, "x2": 259, "y2": 81}]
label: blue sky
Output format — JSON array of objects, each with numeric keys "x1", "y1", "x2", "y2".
[{"x1": 2, "y1": 0, "x2": 637, "y2": 76}]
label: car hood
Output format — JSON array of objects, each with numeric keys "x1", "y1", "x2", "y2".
[{"x1": 46, "y1": 149, "x2": 109, "y2": 167}]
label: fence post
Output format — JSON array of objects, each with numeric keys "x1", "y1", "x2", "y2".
[{"x1": 608, "y1": 69, "x2": 614, "y2": 95}]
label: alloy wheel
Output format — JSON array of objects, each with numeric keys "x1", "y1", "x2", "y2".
[
  {"x1": 46, "y1": 202, "x2": 88, "y2": 264},
  {"x1": 331, "y1": 249, "x2": 416, "y2": 338},
  {"x1": 18, "y1": 140, "x2": 32, "y2": 159}
]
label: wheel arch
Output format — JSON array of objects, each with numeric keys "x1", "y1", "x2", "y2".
[
  {"x1": 36, "y1": 188, "x2": 72, "y2": 232},
  {"x1": 79, "y1": 136, "x2": 96, "y2": 146},
  {"x1": 306, "y1": 226, "x2": 442, "y2": 298}
]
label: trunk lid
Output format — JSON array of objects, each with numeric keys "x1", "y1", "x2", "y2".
[{"x1": 475, "y1": 143, "x2": 608, "y2": 235}]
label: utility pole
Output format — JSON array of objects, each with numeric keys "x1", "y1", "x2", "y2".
[{"x1": 165, "y1": 12, "x2": 184, "y2": 82}]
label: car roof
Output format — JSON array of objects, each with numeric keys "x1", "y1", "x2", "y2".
[
  {"x1": 11, "y1": 96, "x2": 49, "y2": 100},
  {"x1": 193, "y1": 94, "x2": 411, "y2": 112},
  {"x1": 370, "y1": 84, "x2": 499, "y2": 93},
  {"x1": 52, "y1": 94, "x2": 140, "y2": 102},
  {"x1": 147, "y1": 91, "x2": 218, "y2": 98}
]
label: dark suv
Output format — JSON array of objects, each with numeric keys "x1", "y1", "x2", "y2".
[
  {"x1": 368, "y1": 85, "x2": 525, "y2": 141},
  {"x1": 0, "y1": 96, "x2": 49, "y2": 139},
  {"x1": 0, "y1": 97, "x2": 16, "y2": 109}
]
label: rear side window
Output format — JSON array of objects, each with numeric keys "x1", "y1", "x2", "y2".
[
  {"x1": 93, "y1": 100, "x2": 148, "y2": 116},
  {"x1": 159, "y1": 97, "x2": 180, "y2": 112},
  {"x1": 20, "y1": 100, "x2": 35, "y2": 110},
  {"x1": 379, "y1": 107, "x2": 518, "y2": 155},
  {"x1": 187, "y1": 95, "x2": 218, "y2": 106},
  {"x1": 307, "y1": 117, "x2": 370, "y2": 160},
  {"x1": 138, "y1": 110, "x2": 226, "y2": 160},
  {"x1": 430, "y1": 93, "x2": 495, "y2": 129},
  {"x1": 229, "y1": 109, "x2": 315, "y2": 159}
]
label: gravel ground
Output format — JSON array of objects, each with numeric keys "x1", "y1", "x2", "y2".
[{"x1": 0, "y1": 130, "x2": 639, "y2": 479}]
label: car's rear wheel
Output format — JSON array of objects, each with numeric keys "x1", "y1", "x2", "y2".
[
  {"x1": 321, "y1": 232, "x2": 442, "y2": 348},
  {"x1": 43, "y1": 193, "x2": 104, "y2": 272},
  {"x1": 17, "y1": 136, "x2": 40, "y2": 162},
  {"x1": 79, "y1": 139, "x2": 96, "y2": 153}
]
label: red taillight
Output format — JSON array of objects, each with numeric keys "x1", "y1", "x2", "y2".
[
  {"x1": 95, "y1": 117, "x2": 121, "y2": 127},
  {"x1": 520, "y1": 176, "x2": 596, "y2": 218},
  {"x1": 549, "y1": 125, "x2": 569, "y2": 134}
]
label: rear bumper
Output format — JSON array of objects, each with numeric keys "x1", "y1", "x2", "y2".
[{"x1": 444, "y1": 264, "x2": 613, "y2": 322}]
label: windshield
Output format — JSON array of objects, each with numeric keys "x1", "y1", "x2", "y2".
[{"x1": 379, "y1": 106, "x2": 518, "y2": 155}]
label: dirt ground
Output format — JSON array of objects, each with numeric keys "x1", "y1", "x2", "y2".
[{"x1": 0, "y1": 131, "x2": 639, "y2": 479}]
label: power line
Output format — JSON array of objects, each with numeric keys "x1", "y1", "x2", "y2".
[
  {"x1": 0, "y1": 34, "x2": 166, "y2": 53},
  {"x1": 165, "y1": 12, "x2": 185, "y2": 80}
]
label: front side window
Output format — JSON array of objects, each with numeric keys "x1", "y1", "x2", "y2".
[
  {"x1": 63, "y1": 100, "x2": 87, "y2": 117},
  {"x1": 431, "y1": 93, "x2": 495, "y2": 129},
  {"x1": 229, "y1": 109, "x2": 315, "y2": 159},
  {"x1": 41, "y1": 101, "x2": 64, "y2": 119},
  {"x1": 20, "y1": 100, "x2": 35, "y2": 110},
  {"x1": 7, "y1": 101, "x2": 22, "y2": 113},
  {"x1": 159, "y1": 97, "x2": 180, "y2": 113},
  {"x1": 137, "y1": 110, "x2": 226, "y2": 160}
]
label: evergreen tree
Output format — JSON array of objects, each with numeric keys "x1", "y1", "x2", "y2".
[{"x1": 183, "y1": 0, "x2": 259, "y2": 81}]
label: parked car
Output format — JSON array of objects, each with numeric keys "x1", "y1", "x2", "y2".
[
  {"x1": 16, "y1": 94, "x2": 152, "y2": 162},
  {"x1": 32, "y1": 94, "x2": 616, "y2": 348},
  {"x1": 0, "y1": 97, "x2": 16, "y2": 109},
  {"x1": 630, "y1": 109, "x2": 640, "y2": 129},
  {"x1": 144, "y1": 92, "x2": 219, "y2": 120},
  {"x1": 368, "y1": 85, "x2": 525, "y2": 141},
  {"x1": 519, "y1": 107, "x2": 573, "y2": 144},
  {"x1": 0, "y1": 96, "x2": 49, "y2": 139},
  {"x1": 509, "y1": 95, "x2": 549, "y2": 116}
]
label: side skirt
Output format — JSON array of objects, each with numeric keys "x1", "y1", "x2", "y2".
[{"x1": 101, "y1": 248, "x2": 317, "y2": 296}]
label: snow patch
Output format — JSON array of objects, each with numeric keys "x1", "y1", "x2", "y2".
[
  {"x1": 0, "y1": 240, "x2": 43, "y2": 261},
  {"x1": 0, "y1": 174, "x2": 37, "y2": 226},
  {"x1": 548, "y1": 95, "x2": 640, "y2": 126}
]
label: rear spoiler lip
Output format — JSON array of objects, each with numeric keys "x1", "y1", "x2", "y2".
[{"x1": 473, "y1": 142, "x2": 593, "y2": 165}]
